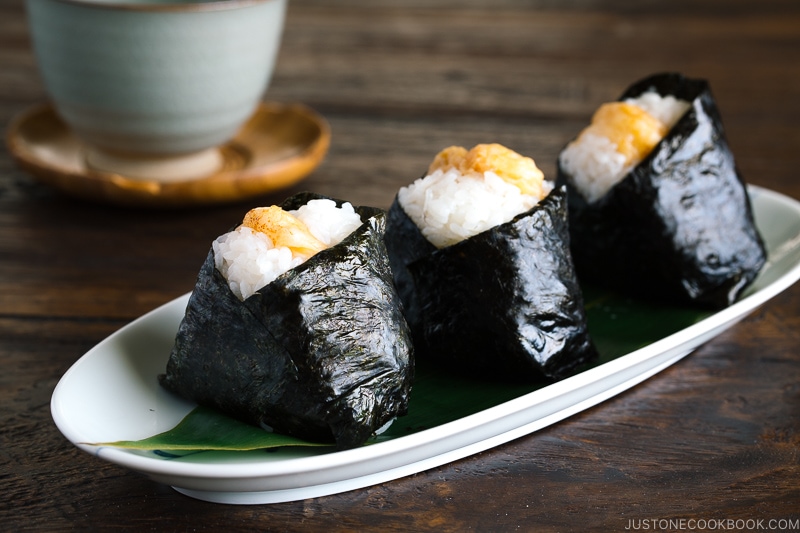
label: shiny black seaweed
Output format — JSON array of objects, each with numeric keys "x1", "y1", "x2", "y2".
[
  {"x1": 385, "y1": 186, "x2": 597, "y2": 383},
  {"x1": 556, "y1": 72, "x2": 767, "y2": 309},
  {"x1": 159, "y1": 193, "x2": 413, "y2": 450}
]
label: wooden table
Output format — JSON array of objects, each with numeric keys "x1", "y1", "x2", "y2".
[{"x1": 2, "y1": 0, "x2": 799, "y2": 531}]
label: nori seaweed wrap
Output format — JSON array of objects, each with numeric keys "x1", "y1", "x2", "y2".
[
  {"x1": 556, "y1": 72, "x2": 767, "y2": 308},
  {"x1": 385, "y1": 147, "x2": 597, "y2": 383},
  {"x1": 159, "y1": 193, "x2": 414, "y2": 450}
]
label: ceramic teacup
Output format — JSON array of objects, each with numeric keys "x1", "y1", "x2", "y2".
[{"x1": 25, "y1": 0, "x2": 287, "y2": 182}]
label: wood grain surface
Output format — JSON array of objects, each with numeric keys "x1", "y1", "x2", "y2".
[{"x1": 1, "y1": 0, "x2": 798, "y2": 531}]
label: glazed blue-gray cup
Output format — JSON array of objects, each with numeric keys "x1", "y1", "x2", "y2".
[{"x1": 25, "y1": 0, "x2": 287, "y2": 181}]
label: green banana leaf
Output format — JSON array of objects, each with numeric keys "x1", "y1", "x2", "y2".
[
  {"x1": 93, "y1": 288, "x2": 711, "y2": 453},
  {"x1": 93, "y1": 405, "x2": 333, "y2": 453}
]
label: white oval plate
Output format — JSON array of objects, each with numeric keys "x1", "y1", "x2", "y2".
[{"x1": 51, "y1": 186, "x2": 800, "y2": 505}]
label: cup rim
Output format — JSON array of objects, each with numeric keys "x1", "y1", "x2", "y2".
[{"x1": 40, "y1": 0, "x2": 279, "y2": 13}]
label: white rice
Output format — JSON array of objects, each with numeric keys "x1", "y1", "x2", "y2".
[
  {"x1": 213, "y1": 199, "x2": 363, "y2": 300},
  {"x1": 559, "y1": 91, "x2": 692, "y2": 203},
  {"x1": 626, "y1": 92, "x2": 691, "y2": 128},
  {"x1": 398, "y1": 167, "x2": 551, "y2": 249}
]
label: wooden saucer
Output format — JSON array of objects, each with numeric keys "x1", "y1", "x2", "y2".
[{"x1": 6, "y1": 102, "x2": 330, "y2": 208}]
